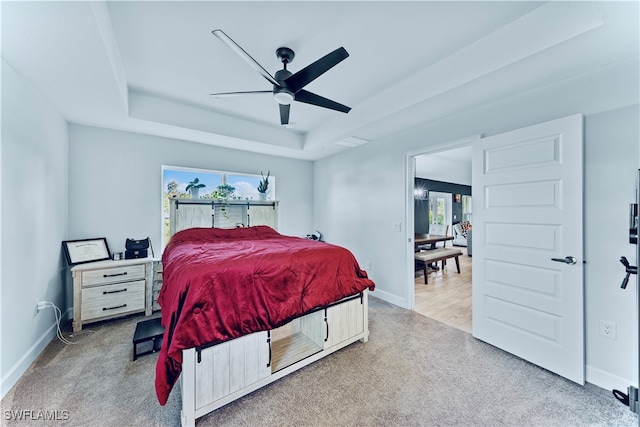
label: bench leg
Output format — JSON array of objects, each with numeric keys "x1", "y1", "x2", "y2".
[
  {"x1": 424, "y1": 264, "x2": 428, "y2": 284},
  {"x1": 454, "y1": 256, "x2": 460, "y2": 273}
]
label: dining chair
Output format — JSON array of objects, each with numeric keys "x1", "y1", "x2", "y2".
[{"x1": 428, "y1": 224, "x2": 450, "y2": 247}]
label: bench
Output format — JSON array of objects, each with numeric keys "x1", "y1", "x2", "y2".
[{"x1": 415, "y1": 248, "x2": 463, "y2": 284}]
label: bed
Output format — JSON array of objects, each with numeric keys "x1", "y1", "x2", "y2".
[{"x1": 155, "y1": 226, "x2": 375, "y2": 426}]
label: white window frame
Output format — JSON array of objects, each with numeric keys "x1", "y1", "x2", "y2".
[{"x1": 161, "y1": 165, "x2": 275, "y2": 248}]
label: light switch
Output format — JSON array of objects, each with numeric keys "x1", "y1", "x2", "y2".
[{"x1": 391, "y1": 222, "x2": 402, "y2": 232}]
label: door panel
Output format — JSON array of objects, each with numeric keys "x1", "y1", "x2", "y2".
[
  {"x1": 486, "y1": 180, "x2": 560, "y2": 208},
  {"x1": 472, "y1": 114, "x2": 584, "y2": 384}
]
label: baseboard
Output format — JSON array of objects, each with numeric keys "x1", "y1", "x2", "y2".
[
  {"x1": 370, "y1": 289, "x2": 409, "y2": 309},
  {"x1": 0, "y1": 308, "x2": 71, "y2": 399},
  {"x1": 586, "y1": 364, "x2": 638, "y2": 392}
]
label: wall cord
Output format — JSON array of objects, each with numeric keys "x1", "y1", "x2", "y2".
[{"x1": 38, "y1": 302, "x2": 95, "y2": 345}]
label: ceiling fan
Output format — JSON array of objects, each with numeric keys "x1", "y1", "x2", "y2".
[{"x1": 211, "y1": 29, "x2": 351, "y2": 126}]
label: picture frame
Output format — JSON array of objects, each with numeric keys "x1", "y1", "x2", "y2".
[
  {"x1": 62, "y1": 238, "x2": 111, "y2": 266},
  {"x1": 455, "y1": 194, "x2": 462, "y2": 203}
]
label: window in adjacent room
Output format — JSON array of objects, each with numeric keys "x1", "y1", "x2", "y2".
[
  {"x1": 462, "y1": 195, "x2": 472, "y2": 223},
  {"x1": 429, "y1": 192, "x2": 448, "y2": 225}
]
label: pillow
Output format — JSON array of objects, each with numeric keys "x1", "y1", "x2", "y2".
[
  {"x1": 454, "y1": 223, "x2": 464, "y2": 236},
  {"x1": 460, "y1": 221, "x2": 472, "y2": 237}
]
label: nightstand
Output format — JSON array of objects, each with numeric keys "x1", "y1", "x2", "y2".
[{"x1": 71, "y1": 258, "x2": 153, "y2": 332}]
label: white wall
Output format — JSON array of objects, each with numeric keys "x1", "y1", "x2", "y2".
[
  {"x1": 584, "y1": 106, "x2": 639, "y2": 390},
  {"x1": 1, "y1": 59, "x2": 69, "y2": 397},
  {"x1": 314, "y1": 140, "x2": 410, "y2": 306},
  {"x1": 67, "y1": 124, "x2": 313, "y2": 258},
  {"x1": 314, "y1": 102, "x2": 639, "y2": 390},
  {"x1": 415, "y1": 147, "x2": 472, "y2": 186}
]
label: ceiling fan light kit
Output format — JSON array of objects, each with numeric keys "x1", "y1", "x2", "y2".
[
  {"x1": 273, "y1": 91, "x2": 294, "y2": 105},
  {"x1": 211, "y1": 29, "x2": 351, "y2": 125}
]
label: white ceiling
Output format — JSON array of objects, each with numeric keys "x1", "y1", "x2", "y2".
[{"x1": 2, "y1": 1, "x2": 638, "y2": 161}]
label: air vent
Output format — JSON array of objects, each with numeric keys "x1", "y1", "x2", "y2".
[{"x1": 335, "y1": 136, "x2": 370, "y2": 148}]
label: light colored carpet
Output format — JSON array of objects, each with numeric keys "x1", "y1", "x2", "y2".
[{"x1": 1, "y1": 297, "x2": 636, "y2": 426}]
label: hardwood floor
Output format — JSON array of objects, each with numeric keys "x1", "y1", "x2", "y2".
[{"x1": 414, "y1": 246, "x2": 472, "y2": 333}]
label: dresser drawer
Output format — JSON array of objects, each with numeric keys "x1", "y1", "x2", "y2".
[
  {"x1": 153, "y1": 267, "x2": 163, "y2": 282},
  {"x1": 81, "y1": 280, "x2": 145, "y2": 321},
  {"x1": 81, "y1": 264, "x2": 146, "y2": 287}
]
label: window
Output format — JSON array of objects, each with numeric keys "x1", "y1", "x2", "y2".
[
  {"x1": 226, "y1": 173, "x2": 266, "y2": 200},
  {"x1": 164, "y1": 168, "x2": 223, "y2": 199},
  {"x1": 161, "y1": 166, "x2": 275, "y2": 246},
  {"x1": 462, "y1": 195, "x2": 472, "y2": 223},
  {"x1": 429, "y1": 192, "x2": 448, "y2": 225}
]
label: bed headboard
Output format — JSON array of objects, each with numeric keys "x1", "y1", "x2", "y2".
[{"x1": 169, "y1": 198, "x2": 279, "y2": 236}]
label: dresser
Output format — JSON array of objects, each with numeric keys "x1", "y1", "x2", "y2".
[{"x1": 71, "y1": 258, "x2": 153, "y2": 332}]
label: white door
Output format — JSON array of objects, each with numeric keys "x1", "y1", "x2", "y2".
[{"x1": 472, "y1": 114, "x2": 584, "y2": 384}]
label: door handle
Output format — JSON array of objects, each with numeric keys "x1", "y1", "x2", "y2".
[
  {"x1": 551, "y1": 256, "x2": 577, "y2": 265},
  {"x1": 620, "y1": 256, "x2": 638, "y2": 289}
]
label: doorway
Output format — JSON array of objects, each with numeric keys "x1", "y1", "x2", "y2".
[
  {"x1": 407, "y1": 115, "x2": 585, "y2": 384},
  {"x1": 409, "y1": 141, "x2": 474, "y2": 333}
]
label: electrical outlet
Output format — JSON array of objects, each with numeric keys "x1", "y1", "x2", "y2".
[
  {"x1": 36, "y1": 301, "x2": 48, "y2": 313},
  {"x1": 599, "y1": 320, "x2": 617, "y2": 339}
]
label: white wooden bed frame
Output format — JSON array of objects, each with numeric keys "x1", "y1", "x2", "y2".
[
  {"x1": 179, "y1": 290, "x2": 369, "y2": 426},
  {"x1": 166, "y1": 214, "x2": 370, "y2": 425}
]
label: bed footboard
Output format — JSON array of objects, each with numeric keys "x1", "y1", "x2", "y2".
[{"x1": 180, "y1": 290, "x2": 369, "y2": 426}]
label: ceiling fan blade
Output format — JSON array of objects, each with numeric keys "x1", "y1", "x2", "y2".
[
  {"x1": 295, "y1": 90, "x2": 351, "y2": 113},
  {"x1": 212, "y1": 30, "x2": 279, "y2": 87},
  {"x1": 285, "y1": 47, "x2": 349, "y2": 93},
  {"x1": 279, "y1": 104, "x2": 290, "y2": 125},
  {"x1": 210, "y1": 90, "x2": 272, "y2": 97}
]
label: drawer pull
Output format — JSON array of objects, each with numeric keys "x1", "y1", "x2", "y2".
[
  {"x1": 103, "y1": 288, "x2": 127, "y2": 295},
  {"x1": 324, "y1": 308, "x2": 329, "y2": 342},
  {"x1": 103, "y1": 272, "x2": 128, "y2": 278},
  {"x1": 103, "y1": 304, "x2": 127, "y2": 311},
  {"x1": 266, "y1": 331, "x2": 271, "y2": 368}
]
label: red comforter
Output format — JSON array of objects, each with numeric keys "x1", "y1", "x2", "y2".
[{"x1": 155, "y1": 226, "x2": 375, "y2": 405}]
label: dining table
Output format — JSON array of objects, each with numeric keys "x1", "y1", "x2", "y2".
[{"x1": 414, "y1": 233, "x2": 454, "y2": 251}]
